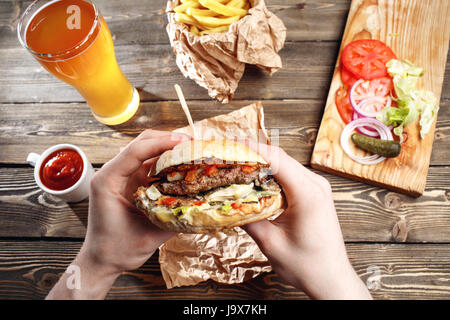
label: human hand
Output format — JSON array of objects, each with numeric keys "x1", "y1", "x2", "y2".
[
  {"x1": 46, "y1": 130, "x2": 189, "y2": 299},
  {"x1": 243, "y1": 142, "x2": 372, "y2": 300}
]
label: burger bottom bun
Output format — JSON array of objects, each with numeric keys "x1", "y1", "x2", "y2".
[{"x1": 135, "y1": 187, "x2": 285, "y2": 233}]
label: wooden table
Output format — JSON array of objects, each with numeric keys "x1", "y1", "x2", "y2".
[{"x1": 0, "y1": 0, "x2": 449, "y2": 300}]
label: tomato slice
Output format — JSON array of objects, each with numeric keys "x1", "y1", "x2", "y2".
[
  {"x1": 340, "y1": 64, "x2": 358, "y2": 87},
  {"x1": 185, "y1": 169, "x2": 198, "y2": 182},
  {"x1": 231, "y1": 203, "x2": 241, "y2": 210},
  {"x1": 205, "y1": 165, "x2": 218, "y2": 176},
  {"x1": 352, "y1": 77, "x2": 393, "y2": 103},
  {"x1": 241, "y1": 165, "x2": 256, "y2": 173},
  {"x1": 342, "y1": 39, "x2": 396, "y2": 80},
  {"x1": 161, "y1": 197, "x2": 178, "y2": 206},
  {"x1": 335, "y1": 87, "x2": 353, "y2": 124},
  {"x1": 350, "y1": 77, "x2": 393, "y2": 116}
]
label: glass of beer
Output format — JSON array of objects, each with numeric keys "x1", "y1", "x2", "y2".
[{"x1": 17, "y1": 0, "x2": 140, "y2": 125}]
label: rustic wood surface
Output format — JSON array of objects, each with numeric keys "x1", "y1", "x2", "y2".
[
  {"x1": 0, "y1": 0, "x2": 449, "y2": 300},
  {"x1": 311, "y1": 0, "x2": 450, "y2": 197},
  {"x1": 1, "y1": 99, "x2": 450, "y2": 165},
  {"x1": 1, "y1": 241, "x2": 450, "y2": 300}
]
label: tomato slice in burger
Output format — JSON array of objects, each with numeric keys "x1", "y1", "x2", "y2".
[
  {"x1": 205, "y1": 165, "x2": 218, "y2": 177},
  {"x1": 185, "y1": 169, "x2": 198, "y2": 182},
  {"x1": 342, "y1": 39, "x2": 396, "y2": 80},
  {"x1": 241, "y1": 165, "x2": 256, "y2": 173},
  {"x1": 231, "y1": 203, "x2": 241, "y2": 210},
  {"x1": 161, "y1": 197, "x2": 178, "y2": 206},
  {"x1": 335, "y1": 87, "x2": 353, "y2": 124}
]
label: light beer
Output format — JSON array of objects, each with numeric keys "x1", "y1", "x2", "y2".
[{"x1": 18, "y1": 0, "x2": 139, "y2": 125}]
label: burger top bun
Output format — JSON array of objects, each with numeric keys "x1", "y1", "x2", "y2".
[{"x1": 151, "y1": 139, "x2": 267, "y2": 176}]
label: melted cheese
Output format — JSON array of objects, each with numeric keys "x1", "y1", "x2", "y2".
[{"x1": 153, "y1": 207, "x2": 176, "y2": 223}]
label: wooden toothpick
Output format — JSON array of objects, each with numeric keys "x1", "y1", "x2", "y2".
[{"x1": 174, "y1": 84, "x2": 198, "y2": 140}]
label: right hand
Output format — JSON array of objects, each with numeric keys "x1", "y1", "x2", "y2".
[{"x1": 243, "y1": 142, "x2": 372, "y2": 300}]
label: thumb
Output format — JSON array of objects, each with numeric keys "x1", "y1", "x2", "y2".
[{"x1": 243, "y1": 219, "x2": 284, "y2": 256}]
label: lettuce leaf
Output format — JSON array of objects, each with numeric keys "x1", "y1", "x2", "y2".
[
  {"x1": 412, "y1": 90, "x2": 439, "y2": 138},
  {"x1": 379, "y1": 59, "x2": 439, "y2": 140},
  {"x1": 377, "y1": 106, "x2": 410, "y2": 127},
  {"x1": 221, "y1": 204, "x2": 232, "y2": 214},
  {"x1": 386, "y1": 59, "x2": 423, "y2": 78}
]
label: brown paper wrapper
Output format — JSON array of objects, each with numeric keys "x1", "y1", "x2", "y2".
[
  {"x1": 166, "y1": 0, "x2": 286, "y2": 103},
  {"x1": 159, "y1": 102, "x2": 274, "y2": 289}
]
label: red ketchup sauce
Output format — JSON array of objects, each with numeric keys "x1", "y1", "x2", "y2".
[{"x1": 39, "y1": 149, "x2": 84, "y2": 191}]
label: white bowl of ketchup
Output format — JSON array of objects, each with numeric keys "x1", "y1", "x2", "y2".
[{"x1": 27, "y1": 144, "x2": 95, "y2": 203}]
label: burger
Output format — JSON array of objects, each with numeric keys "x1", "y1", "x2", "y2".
[{"x1": 134, "y1": 140, "x2": 284, "y2": 233}]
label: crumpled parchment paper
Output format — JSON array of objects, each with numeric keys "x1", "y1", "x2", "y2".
[
  {"x1": 166, "y1": 0, "x2": 286, "y2": 103},
  {"x1": 158, "y1": 102, "x2": 274, "y2": 288}
]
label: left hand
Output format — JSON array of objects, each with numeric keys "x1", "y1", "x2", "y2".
[{"x1": 46, "y1": 130, "x2": 189, "y2": 299}]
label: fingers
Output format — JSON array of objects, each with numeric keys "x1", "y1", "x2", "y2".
[
  {"x1": 132, "y1": 157, "x2": 160, "y2": 184},
  {"x1": 134, "y1": 129, "x2": 190, "y2": 143},
  {"x1": 118, "y1": 136, "x2": 188, "y2": 177},
  {"x1": 140, "y1": 213, "x2": 178, "y2": 243},
  {"x1": 142, "y1": 157, "x2": 159, "y2": 176},
  {"x1": 103, "y1": 130, "x2": 190, "y2": 178},
  {"x1": 243, "y1": 140, "x2": 312, "y2": 199},
  {"x1": 242, "y1": 220, "x2": 284, "y2": 257}
]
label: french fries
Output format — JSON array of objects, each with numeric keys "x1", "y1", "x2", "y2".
[
  {"x1": 199, "y1": 0, "x2": 247, "y2": 17},
  {"x1": 187, "y1": 7, "x2": 217, "y2": 17},
  {"x1": 173, "y1": 0, "x2": 250, "y2": 35},
  {"x1": 192, "y1": 14, "x2": 240, "y2": 28},
  {"x1": 190, "y1": 25, "x2": 200, "y2": 35},
  {"x1": 175, "y1": 12, "x2": 205, "y2": 30},
  {"x1": 199, "y1": 25, "x2": 230, "y2": 35},
  {"x1": 227, "y1": 0, "x2": 247, "y2": 8},
  {"x1": 174, "y1": 1, "x2": 200, "y2": 13}
]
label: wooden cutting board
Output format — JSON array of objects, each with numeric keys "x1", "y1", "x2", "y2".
[{"x1": 311, "y1": 0, "x2": 450, "y2": 197}]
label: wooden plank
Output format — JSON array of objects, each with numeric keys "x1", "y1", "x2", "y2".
[
  {"x1": 0, "y1": 41, "x2": 340, "y2": 103},
  {"x1": 311, "y1": 0, "x2": 450, "y2": 197},
  {"x1": 347, "y1": 243, "x2": 450, "y2": 300},
  {"x1": 0, "y1": 240, "x2": 449, "y2": 299},
  {"x1": 0, "y1": 100, "x2": 325, "y2": 165},
  {"x1": 0, "y1": 241, "x2": 305, "y2": 300},
  {"x1": 0, "y1": 0, "x2": 351, "y2": 50},
  {"x1": 1, "y1": 99, "x2": 449, "y2": 165},
  {"x1": 1, "y1": 44, "x2": 448, "y2": 104},
  {"x1": 1, "y1": 166, "x2": 449, "y2": 242}
]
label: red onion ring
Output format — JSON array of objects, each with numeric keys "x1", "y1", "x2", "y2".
[
  {"x1": 340, "y1": 118, "x2": 394, "y2": 165},
  {"x1": 353, "y1": 113, "x2": 380, "y2": 137},
  {"x1": 357, "y1": 96, "x2": 391, "y2": 117},
  {"x1": 350, "y1": 79, "x2": 365, "y2": 111},
  {"x1": 350, "y1": 79, "x2": 392, "y2": 118}
]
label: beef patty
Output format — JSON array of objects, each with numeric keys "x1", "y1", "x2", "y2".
[{"x1": 153, "y1": 165, "x2": 275, "y2": 195}]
